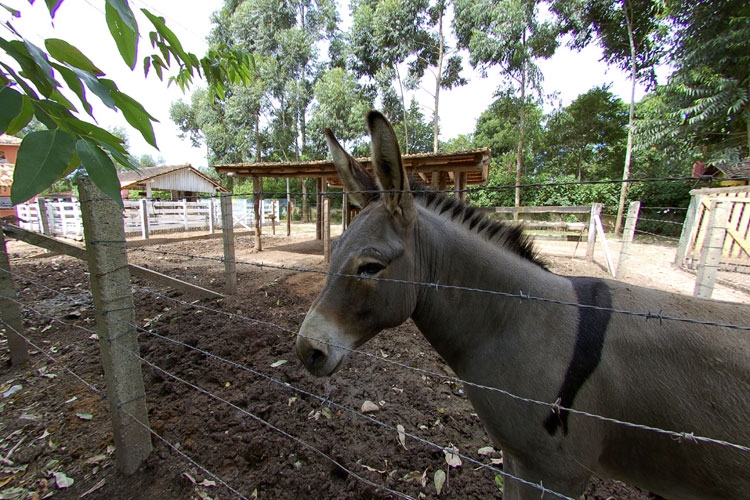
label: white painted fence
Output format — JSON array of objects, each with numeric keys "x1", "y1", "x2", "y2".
[{"x1": 15, "y1": 197, "x2": 281, "y2": 240}]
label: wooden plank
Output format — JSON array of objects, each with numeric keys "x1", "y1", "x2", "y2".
[
  {"x1": 482, "y1": 205, "x2": 592, "y2": 214},
  {"x1": 1, "y1": 225, "x2": 223, "y2": 299},
  {"x1": 594, "y1": 215, "x2": 616, "y2": 277}
]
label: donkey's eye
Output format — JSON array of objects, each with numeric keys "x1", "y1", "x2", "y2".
[{"x1": 357, "y1": 262, "x2": 385, "y2": 276}]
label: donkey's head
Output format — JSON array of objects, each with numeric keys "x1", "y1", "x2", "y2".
[{"x1": 296, "y1": 111, "x2": 420, "y2": 377}]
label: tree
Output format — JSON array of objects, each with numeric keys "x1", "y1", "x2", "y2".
[
  {"x1": 1, "y1": 0, "x2": 253, "y2": 205},
  {"x1": 652, "y1": 0, "x2": 750, "y2": 167},
  {"x1": 539, "y1": 85, "x2": 628, "y2": 180},
  {"x1": 552, "y1": 0, "x2": 666, "y2": 232},
  {"x1": 347, "y1": 0, "x2": 465, "y2": 153},
  {"x1": 453, "y1": 0, "x2": 559, "y2": 212}
]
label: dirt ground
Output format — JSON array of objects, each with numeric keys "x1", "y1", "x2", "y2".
[{"x1": 0, "y1": 223, "x2": 748, "y2": 500}]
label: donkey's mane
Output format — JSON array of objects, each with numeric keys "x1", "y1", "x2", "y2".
[{"x1": 410, "y1": 186, "x2": 548, "y2": 269}]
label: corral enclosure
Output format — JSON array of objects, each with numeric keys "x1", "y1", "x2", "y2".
[{"x1": 1, "y1": 219, "x2": 749, "y2": 499}]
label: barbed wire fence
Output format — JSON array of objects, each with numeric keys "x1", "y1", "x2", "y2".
[{"x1": 1, "y1": 175, "x2": 748, "y2": 499}]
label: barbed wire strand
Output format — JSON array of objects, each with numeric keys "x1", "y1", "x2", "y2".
[{"x1": 5, "y1": 266, "x2": 750, "y2": 454}]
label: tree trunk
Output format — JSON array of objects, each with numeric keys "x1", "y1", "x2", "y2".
[
  {"x1": 395, "y1": 66, "x2": 409, "y2": 154},
  {"x1": 433, "y1": 5, "x2": 445, "y2": 154},
  {"x1": 514, "y1": 31, "x2": 527, "y2": 222},
  {"x1": 615, "y1": 0, "x2": 637, "y2": 235}
]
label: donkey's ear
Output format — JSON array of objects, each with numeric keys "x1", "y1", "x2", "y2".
[
  {"x1": 325, "y1": 128, "x2": 377, "y2": 208},
  {"x1": 366, "y1": 111, "x2": 415, "y2": 225}
]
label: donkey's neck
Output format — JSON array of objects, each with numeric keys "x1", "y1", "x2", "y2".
[{"x1": 410, "y1": 206, "x2": 571, "y2": 378}]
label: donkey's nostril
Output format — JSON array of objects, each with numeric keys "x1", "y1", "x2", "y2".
[{"x1": 308, "y1": 349, "x2": 325, "y2": 368}]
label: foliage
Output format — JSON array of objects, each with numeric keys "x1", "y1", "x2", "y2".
[
  {"x1": 538, "y1": 85, "x2": 628, "y2": 180},
  {"x1": 646, "y1": 0, "x2": 750, "y2": 165},
  {"x1": 0, "y1": 0, "x2": 254, "y2": 206}
]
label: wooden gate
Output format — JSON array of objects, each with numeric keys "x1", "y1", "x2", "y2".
[{"x1": 677, "y1": 186, "x2": 750, "y2": 272}]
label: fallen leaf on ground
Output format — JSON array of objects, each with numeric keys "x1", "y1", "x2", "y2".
[
  {"x1": 443, "y1": 445, "x2": 462, "y2": 468},
  {"x1": 361, "y1": 401, "x2": 379, "y2": 413},
  {"x1": 270, "y1": 359, "x2": 288, "y2": 367},
  {"x1": 396, "y1": 424, "x2": 407, "y2": 449},
  {"x1": 434, "y1": 469, "x2": 446, "y2": 495},
  {"x1": 53, "y1": 471, "x2": 74, "y2": 489}
]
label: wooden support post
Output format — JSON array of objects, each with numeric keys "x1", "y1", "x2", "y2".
[
  {"x1": 323, "y1": 197, "x2": 331, "y2": 263},
  {"x1": 287, "y1": 200, "x2": 293, "y2": 237},
  {"x1": 76, "y1": 174, "x2": 152, "y2": 475},
  {"x1": 342, "y1": 192, "x2": 348, "y2": 231},
  {"x1": 182, "y1": 199, "x2": 189, "y2": 230},
  {"x1": 694, "y1": 201, "x2": 730, "y2": 299},
  {"x1": 220, "y1": 193, "x2": 237, "y2": 295},
  {"x1": 0, "y1": 229, "x2": 29, "y2": 365},
  {"x1": 253, "y1": 177, "x2": 263, "y2": 251},
  {"x1": 617, "y1": 201, "x2": 641, "y2": 278},
  {"x1": 316, "y1": 178, "x2": 324, "y2": 240},
  {"x1": 586, "y1": 203, "x2": 601, "y2": 262},
  {"x1": 139, "y1": 198, "x2": 149, "y2": 240}
]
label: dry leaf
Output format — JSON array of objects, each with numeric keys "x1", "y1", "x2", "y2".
[
  {"x1": 443, "y1": 445, "x2": 462, "y2": 468},
  {"x1": 270, "y1": 359, "x2": 288, "y2": 368},
  {"x1": 53, "y1": 471, "x2": 74, "y2": 489},
  {"x1": 396, "y1": 424, "x2": 407, "y2": 449},
  {"x1": 434, "y1": 469, "x2": 446, "y2": 495},
  {"x1": 477, "y1": 446, "x2": 495, "y2": 456}
]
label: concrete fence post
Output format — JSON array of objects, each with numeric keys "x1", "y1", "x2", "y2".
[
  {"x1": 76, "y1": 174, "x2": 152, "y2": 475},
  {"x1": 586, "y1": 203, "x2": 602, "y2": 262},
  {"x1": 139, "y1": 198, "x2": 150, "y2": 240},
  {"x1": 0, "y1": 229, "x2": 29, "y2": 365},
  {"x1": 617, "y1": 201, "x2": 641, "y2": 278},
  {"x1": 220, "y1": 193, "x2": 237, "y2": 295}
]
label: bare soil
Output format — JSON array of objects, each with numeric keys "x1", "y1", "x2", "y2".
[{"x1": 1, "y1": 225, "x2": 748, "y2": 500}]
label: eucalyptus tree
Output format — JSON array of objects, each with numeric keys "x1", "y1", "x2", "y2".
[
  {"x1": 552, "y1": 0, "x2": 666, "y2": 233},
  {"x1": 204, "y1": 0, "x2": 338, "y2": 162},
  {"x1": 453, "y1": 0, "x2": 559, "y2": 211},
  {"x1": 348, "y1": 0, "x2": 465, "y2": 153}
]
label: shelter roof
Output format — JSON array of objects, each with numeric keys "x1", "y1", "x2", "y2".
[
  {"x1": 214, "y1": 148, "x2": 492, "y2": 187},
  {"x1": 118, "y1": 164, "x2": 229, "y2": 192}
]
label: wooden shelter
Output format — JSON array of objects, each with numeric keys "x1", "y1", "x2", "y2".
[
  {"x1": 215, "y1": 148, "x2": 491, "y2": 191},
  {"x1": 119, "y1": 164, "x2": 229, "y2": 201},
  {"x1": 214, "y1": 148, "x2": 492, "y2": 256}
]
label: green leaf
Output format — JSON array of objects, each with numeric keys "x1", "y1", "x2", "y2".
[
  {"x1": 6, "y1": 96, "x2": 34, "y2": 135},
  {"x1": 76, "y1": 139, "x2": 123, "y2": 207},
  {"x1": 0, "y1": 85, "x2": 23, "y2": 133},
  {"x1": 111, "y1": 91, "x2": 158, "y2": 147},
  {"x1": 105, "y1": 0, "x2": 138, "y2": 70},
  {"x1": 71, "y1": 71, "x2": 116, "y2": 110},
  {"x1": 12, "y1": 129, "x2": 76, "y2": 204},
  {"x1": 43, "y1": 0, "x2": 64, "y2": 18},
  {"x1": 52, "y1": 63, "x2": 93, "y2": 115},
  {"x1": 45, "y1": 39, "x2": 104, "y2": 75}
]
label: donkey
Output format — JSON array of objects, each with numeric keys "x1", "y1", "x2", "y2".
[{"x1": 296, "y1": 111, "x2": 750, "y2": 500}]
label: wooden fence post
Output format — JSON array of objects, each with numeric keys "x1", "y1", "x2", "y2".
[
  {"x1": 617, "y1": 201, "x2": 641, "y2": 278},
  {"x1": 182, "y1": 199, "x2": 189, "y2": 230},
  {"x1": 76, "y1": 174, "x2": 152, "y2": 475},
  {"x1": 220, "y1": 193, "x2": 237, "y2": 295},
  {"x1": 139, "y1": 198, "x2": 150, "y2": 240},
  {"x1": 586, "y1": 203, "x2": 602, "y2": 262},
  {"x1": 693, "y1": 201, "x2": 730, "y2": 299},
  {"x1": 0, "y1": 229, "x2": 29, "y2": 365}
]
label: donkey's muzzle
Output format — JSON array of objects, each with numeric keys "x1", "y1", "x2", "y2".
[{"x1": 296, "y1": 310, "x2": 347, "y2": 377}]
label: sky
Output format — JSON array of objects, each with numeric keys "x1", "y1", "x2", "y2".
[{"x1": 5, "y1": 0, "x2": 659, "y2": 169}]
